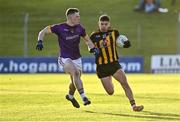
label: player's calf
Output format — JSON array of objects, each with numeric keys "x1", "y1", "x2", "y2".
[{"x1": 106, "y1": 89, "x2": 114, "y2": 95}]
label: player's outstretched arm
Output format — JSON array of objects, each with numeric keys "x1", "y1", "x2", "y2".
[
  {"x1": 83, "y1": 35, "x2": 99, "y2": 57},
  {"x1": 36, "y1": 26, "x2": 52, "y2": 51},
  {"x1": 83, "y1": 35, "x2": 94, "y2": 49}
]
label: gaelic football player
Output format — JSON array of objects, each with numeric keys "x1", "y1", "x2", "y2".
[
  {"x1": 36, "y1": 8, "x2": 99, "y2": 108},
  {"x1": 90, "y1": 15, "x2": 144, "y2": 111}
]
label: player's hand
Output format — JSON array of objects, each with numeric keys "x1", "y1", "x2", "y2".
[
  {"x1": 90, "y1": 47, "x2": 100, "y2": 57},
  {"x1": 123, "y1": 41, "x2": 131, "y2": 48},
  {"x1": 36, "y1": 40, "x2": 43, "y2": 51}
]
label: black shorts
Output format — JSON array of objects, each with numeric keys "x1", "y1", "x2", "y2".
[{"x1": 96, "y1": 61, "x2": 122, "y2": 78}]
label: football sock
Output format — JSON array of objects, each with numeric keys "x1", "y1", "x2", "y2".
[
  {"x1": 68, "y1": 94, "x2": 74, "y2": 99},
  {"x1": 69, "y1": 89, "x2": 75, "y2": 96},
  {"x1": 68, "y1": 89, "x2": 75, "y2": 99},
  {"x1": 78, "y1": 88, "x2": 86, "y2": 100},
  {"x1": 80, "y1": 93, "x2": 86, "y2": 100},
  {"x1": 130, "y1": 100, "x2": 136, "y2": 107}
]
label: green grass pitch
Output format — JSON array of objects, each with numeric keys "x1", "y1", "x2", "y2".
[{"x1": 0, "y1": 74, "x2": 180, "y2": 121}]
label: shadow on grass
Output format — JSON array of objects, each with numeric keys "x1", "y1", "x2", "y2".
[
  {"x1": 142, "y1": 110, "x2": 180, "y2": 118},
  {"x1": 85, "y1": 110, "x2": 180, "y2": 121},
  {"x1": 137, "y1": 96, "x2": 180, "y2": 101}
]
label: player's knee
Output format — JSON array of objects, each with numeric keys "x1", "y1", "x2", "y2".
[
  {"x1": 72, "y1": 69, "x2": 80, "y2": 76},
  {"x1": 107, "y1": 89, "x2": 114, "y2": 95}
]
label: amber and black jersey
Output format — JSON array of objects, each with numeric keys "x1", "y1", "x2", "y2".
[{"x1": 90, "y1": 29, "x2": 119, "y2": 66}]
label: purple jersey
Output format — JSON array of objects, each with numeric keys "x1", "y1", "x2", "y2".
[{"x1": 50, "y1": 23, "x2": 86, "y2": 60}]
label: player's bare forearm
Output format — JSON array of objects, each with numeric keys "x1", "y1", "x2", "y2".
[
  {"x1": 83, "y1": 35, "x2": 99, "y2": 57},
  {"x1": 36, "y1": 26, "x2": 51, "y2": 50},
  {"x1": 38, "y1": 26, "x2": 51, "y2": 41},
  {"x1": 83, "y1": 35, "x2": 95, "y2": 50}
]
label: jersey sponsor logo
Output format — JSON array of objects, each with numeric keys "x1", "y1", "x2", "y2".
[
  {"x1": 64, "y1": 29, "x2": 69, "y2": 32},
  {"x1": 66, "y1": 35, "x2": 79, "y2": 40}
]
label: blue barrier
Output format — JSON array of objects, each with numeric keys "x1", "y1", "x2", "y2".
[{"x1": 0, "y1": 57, "x2": 143, "y2": 73}]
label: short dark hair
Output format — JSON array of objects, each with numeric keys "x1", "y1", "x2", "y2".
[
  {"x1": 99, "y1": 15, "x2": 110, "y2": 21},
  {"x1": 66, "y1": 8, "x2": 79, "y2": 16}
]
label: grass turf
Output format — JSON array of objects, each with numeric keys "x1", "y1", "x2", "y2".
[{"x1": 0, "y1": 74, "x2": 180, "y2": 121}]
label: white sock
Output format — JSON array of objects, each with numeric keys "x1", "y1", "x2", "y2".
[
  {"x1": 68, "y1": 94, "x2": 74, "y2": 99},
  {"x1": 131, "y1": 104, "x2": 136, "y2": 109},
  {"x1": 80, "y1": 93, "x2": 86, "y2": 100}
]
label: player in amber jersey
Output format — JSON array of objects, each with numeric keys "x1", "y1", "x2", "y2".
[{"x1": 90, "y1": 15, "x2": 144, "y2": 112}]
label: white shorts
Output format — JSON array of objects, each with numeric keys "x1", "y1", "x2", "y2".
[{"x1": 58, "y1": 57, "x2": 82, "y2": 71}]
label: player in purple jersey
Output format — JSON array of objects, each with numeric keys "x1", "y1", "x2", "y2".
[{"x1": 36, "y1": 8, "x2": 99, "y2": 108}]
